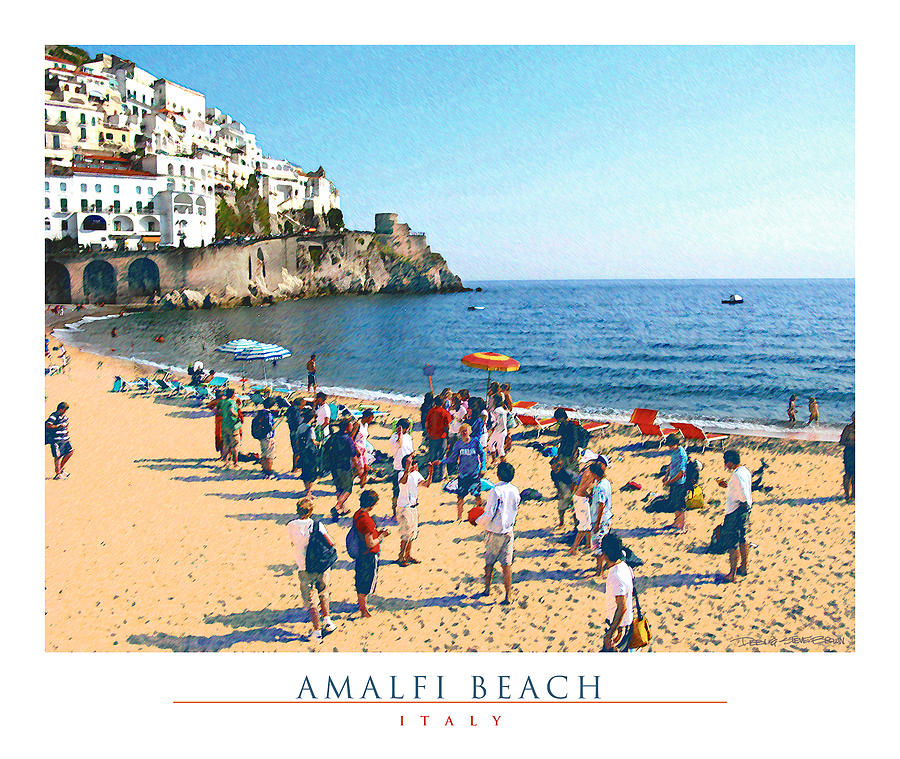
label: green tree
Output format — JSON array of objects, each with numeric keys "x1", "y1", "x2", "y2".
[{"x1": 326, "y1": 208, "x2": 344, "y2": 231}]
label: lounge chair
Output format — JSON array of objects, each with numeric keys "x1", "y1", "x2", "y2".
[
  {"x1": 112, "y1": 375, "x2": 142, "y2": 392},
  {"x1": 207, "y1": 376, "x2": 229, "y2": 388},
  {"x1": 628, "y1": 408, "x2": 677, "y2": 446},
  {"x1": 579, "y1": 420, "x2": 610, "y2": 434},
  {"x1": 670, "y1": 422, "x2": 728, "y2": 450},
  {"x1": 515, "y1": 414, "x2": 558, "y2": 434}
]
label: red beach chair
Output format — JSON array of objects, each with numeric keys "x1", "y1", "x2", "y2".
[
  {"x1": 670, "y1": 422, "x2": 728, "y2": 450},
  {"x1": 628, "y1": 408, "x2": 678, "y2": 446}
]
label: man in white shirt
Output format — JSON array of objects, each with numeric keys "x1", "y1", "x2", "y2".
[
  {"x1": 477, "y1": 461, "x2": 521, "y2": 604},
  {"x1": 286, "y1": 500, "x2": 338, "y2": 643},
  {"x1": 599, "y1": 532, "x2": 634, "y2": 652},
  {"x1": 389, "y1": 418, "x2": 414, "y2": 517},
  {"x1": 313, "y1": 392, "x2": 330, "y2": 441},
  {"x1": 716, "y1": 449, "x2": 753, "y2": 583},
  {"x1": 486, "y1": 395, "x2": 510, "y2": 467},
  {"x1": 396, "y1": 454, "x2": 434, "y2": 566}
]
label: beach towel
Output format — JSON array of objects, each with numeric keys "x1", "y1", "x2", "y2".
[{"x1": 644, "y1": 495, "x2": 678, "y2": 513}]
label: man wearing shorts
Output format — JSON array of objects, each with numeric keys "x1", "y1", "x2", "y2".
[
  {"x1": 328, "y1": 418, "x2": 358, "y2": 518},
  {"x1": 662, "y1": 434, "x2": 688, "y2": 533},
  {"x1": 590, "y1": 454, "x2": 613, "y2": 575},
  {"x1": 306, "y1": 354, "x2": 317, "y2": 392},
  {"x1": 255, "y1": 398, "x2": 277, "y2": 478},
  {"x1": 600, "y1": 532, "x2": 634, "y2": 652},
  {"x1": 396, "y1": 455, "x2": 434, "y2": 566},
  {"x1": 219, "y1": 389, "x2": 242, "y2": 469},
  {"x1": 569, "y1": 460, "x2": 603, "y2": 554},
  {"x1": 717, "y1": 449, "x2": 753, "y2": 583},
  {"x1": 476, "y1": 462, "x2": 520, "y2": 604},
  {"x1": 440, "y1": 423, "x2": 486, "y2": 522},
  {"x1": 389, "y1": 418, "x2": 414, "y2": 515},
  {"x1": 286, "y1": 500, "x2": 337, "y2": 643},
  {"x1": 46, "y1": 401, "x2": 73, "y2": 479},
  {"x1": 353, "y1": 490, "x2": 389, "y2": 617},
  {"x1": 550, "y1": 456, "x2": 577, "y2": 528}
]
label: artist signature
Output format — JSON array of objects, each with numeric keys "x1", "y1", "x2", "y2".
[{"x1": 731, "y1": 633, "x2": 844, "y2": 647}]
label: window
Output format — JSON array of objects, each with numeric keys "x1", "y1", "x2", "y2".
[
  {"x1": 113, "y1": 200, "x2": 120, "y2": 213},
  {"x1": 60, "y1": 110, "x2": 66, "y2": 121},
  {"x1": 44, "y1": 109, "x2": 48, "y2": 120},
  {"x1": 45, "y1": 197, "x2": 50, "y2": 209},
  {"x1": 80, "y1": 127, "x2": 86, "y2": 140},
  {"x1": 113, "y1": 185, "x2": 119, "y2": 194},
  {"x1": 52, "y1": 135, "x2": 60, "y2": 149},
  {"x1": 147, "y1": 202, "x2": 154, "y2": 212},
  {"x1": 95, "y1": 199, "x2": 102, "y2": 211},
  {"x1": 136, "y1": 186, "x2": 142, "y2": 195},
  {"x1": 45, "y1": 218, "x2": 51, "y2": 230},
  {"x1": 60, "y1": 199, "x2": 68, "y2": 212},
  {"x1": 44, "y1": 181, "x2": 49, "y2": 191},
  {"x1": 62, "y1": 219, "x2": 69, "y2": 232},
  {"x1": 136, "y1": 201, "x2": 143, "y2": 212},
  {"x1": 81, "y1": 199, "x2": 88, "y2": 212},
  {"x1": 106, "y1": 133, "x2": 112, "y2": 140},
  {"x1": 91, "y1": 117, "x2": 96, "y2": 126},
  {"x1": 95, "y1": 184, "x2": 101, "y2": 192},
  {"x1": 79, "y1": 113, "x2": 86, "y2": 124},
  {"x1": 167, "y1": 164, "x2": 173, "y2": 176},
  {"x1": 121, "y1": 135, "x2": 126, "y2": 142},
  {"x1": 60, "y1": 182, "x2": 66, "y2": 191},
  {"x1": 80, "y1": 184, "x2": 87, "y2": 192}
]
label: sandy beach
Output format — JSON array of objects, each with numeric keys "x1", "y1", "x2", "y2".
[{"x1": 44, "y1": 327, "x2": 854, "y2": 653}]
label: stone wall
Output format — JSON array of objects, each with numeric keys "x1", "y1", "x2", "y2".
[{"x1": 45, "y1": 214, "x2": 466, "y2": 305}]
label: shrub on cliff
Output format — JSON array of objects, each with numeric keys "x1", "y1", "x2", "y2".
[{"x1": 326, "y1": 208, "x2": 344, "y2": 231}]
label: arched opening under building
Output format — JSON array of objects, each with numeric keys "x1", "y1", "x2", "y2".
[
  {"x1": 139, "y1": 216, "x2": 159, "y2": 233},
  {"x1": 113, "y1": 215, "x2": 134, "y2": 232},
  {"x1": 82, "y1": 214, "x2": 107, "y2": 231},
  {"x1": 83, "y1": 260, "x2": 117, "y2": 304},
  {"x1": 127, "y1": 257, "x2": 160, "y2": 298},
  {"x1": 174, "y1": 193, "x2": 192, "y2": 214},
  {"x1": 46, "y1": 261, "x2": 71, "y2": 303}
]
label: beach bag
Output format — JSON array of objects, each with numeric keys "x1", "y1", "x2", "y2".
[
  {"x1": 629, "y1": 583, "x2": 651, "y2": 650},
  {"x1": 708, "y1": 523, "x2": 728, "y2": 554},
  {"x1": 467, "y1": 505, "x2": 485, "y2": 525},
  {"x1": 251, "y1": 410, "x2": 273, "y2": 440},
  {"x1": 508, "y1": 413, "x2": 520, "y2": 430},
  {"x1": 305, "y1": 520, "x2": 338, "y2": 573},
  {"x1": 685, "y1": 485, "x2": 705, "y2": 510},
  {"x1": 345, "y1": 522, "x2": 365, "y2": 559}
]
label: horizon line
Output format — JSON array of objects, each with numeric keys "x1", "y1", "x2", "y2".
[{"x1": 460, "y1": 276, "x2": 855, "y2": 283}]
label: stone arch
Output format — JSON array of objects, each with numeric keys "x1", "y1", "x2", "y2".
[
  {"x1": 174, "y1": 193, "x2": 192, "y2": 214},
  {"x1": 127, "y1": 257, "x2": 159, "y2": 297},
  {"x1": 46, "y1": 260, "x2": 71, "y2": 304},
  {"x1": 113, "y1": 215, "x2": 134, "y2": 232},
  {"x1": 139, "y1": 216, "x2": 159, "y2": 232},
  {"x1": 196, "y1": 196, "x2": 207, "y2": 216},
  {"x1": 83, "y1": 260, "x2": 117, "y2": 304},
  {"x1": 82, "y1": 214, "x2": 107, "y2": 231}
]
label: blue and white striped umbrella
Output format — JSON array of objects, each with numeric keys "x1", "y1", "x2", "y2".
[
  {"x1": 233, "y1": 344, "x2": 292, "y2": 361},
  {"x1": 216, "y1": 338, "x2": 263, "y2": 354}
]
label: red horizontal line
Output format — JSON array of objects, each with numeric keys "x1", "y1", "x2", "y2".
[{"x1": 173, "y1": 700, "x2": 727, "y2": 705}]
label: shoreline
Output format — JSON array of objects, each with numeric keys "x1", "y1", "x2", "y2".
[{"x1": 49, "y1": 307, "x2": 843, "y2": 443}]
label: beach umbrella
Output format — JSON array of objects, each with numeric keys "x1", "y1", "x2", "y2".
[
  {"x1": 215, "y1": 338, "x2": 262, "y2": 354},
  {"x1": 232, "y1": 342, "x2": 292, "y2": 385},
  {"x1": 460, "y1": 351, "x2": 520, "y2": 398}
]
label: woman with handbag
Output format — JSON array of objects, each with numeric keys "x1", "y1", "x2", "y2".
[{"x1": 599, "y1": 532, "x2": 634, "y2": 652}]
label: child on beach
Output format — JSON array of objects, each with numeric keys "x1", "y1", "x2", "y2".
[
  {"x1": 486, "y1": 392, "x2": 510, "y2": 467},
  {"x1": 550, "y1": 456, "x2": 578, "y2": 529},
  {"x1": 220, "y1": 389, "x2": 242, "y2": 469},
  {"x1": 389, "y1": 418, "x2": 414, "y2": 517},
  {"x1": 787, "y1": 394, "x2": 798, "y2": 425},
  {"x1": 286, "y1": 499, "x2": 338, "y2": 643},
  {"x1": 46, "y1": 401, "x2": 73, "y2": 479},
  {"x1": 440, "y1": 423, "x2": 487, "y2": 522},
  {"x1": 396, "y1": 455, "x2": 435, "y2": 566},
  {"x1": 476, "y1": 461, "x2": 521, "y2": 605},
  {"x1": 353, "y1": 490, "x2": 389, "y2": 618}
]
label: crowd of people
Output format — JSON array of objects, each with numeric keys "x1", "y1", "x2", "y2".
[{"x1": 45, "y1": 344, "x2": 857, "y2": 651}]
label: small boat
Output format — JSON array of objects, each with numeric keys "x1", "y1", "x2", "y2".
[
  {"x1": 722, "y1": 294, "x2": 744, "y2": 305},
  {"x1": 467, "y1": 306, "x2": 485, "y2": 311}
]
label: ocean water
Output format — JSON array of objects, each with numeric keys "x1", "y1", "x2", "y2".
[{"x1": 56, "y1": 279, "x2": 854, "y2": 433}]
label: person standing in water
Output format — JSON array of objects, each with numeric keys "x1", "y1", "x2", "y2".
[
  {"x1": 306, "y1": 354, "x2": 317, "y2": 393},
  {"x1": 808, "y1": 396, "x2": 819, "y2": 425},
  {"x1": 787, "y1": 394, "x2": 798, "y2": 426}
]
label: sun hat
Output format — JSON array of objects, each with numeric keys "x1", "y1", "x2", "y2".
[
  {"x1": 597, "y1": 454, "x2": 610, "y2": 468},
  {"x1": 579, "y1": 449, "x2": 599, "y2": 465}
]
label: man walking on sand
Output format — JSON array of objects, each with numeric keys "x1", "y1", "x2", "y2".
[
  {"x1": 440, "y1": 423, "x2": 486, "y2": 522},
  {"x1": 306, "y1": 354, "x2": 317, "y2": 393},
  {"x1": 662, "y1": 434, "x2": 688, "y2": 533},
  {"x1": 425, "y1": 390, "x2": 452, "y2": 480},
  {"x1": 353, "y1": 490, "x2": 390, "y2": 618},
  {"x1": 46, "y1": 401, "x2": 73, "y2": 479},
  {"x1": 396, "y1": 454, "x2": 435, "y2": 566},
  {"x1": 326, "y1": 417, "x2": 358, "y2": 519},
  {"x1": 717, "y1": 449, "x2": 753, "y2": 583},
  {"x1": 476, "y1": 462, "x2": 521, "y2": 604},
  {"x1": 220, "y1": 388, "x2": 242, "y2": 469},
  {"x1": 286, "y1": 500, "x2": 338, "y2": 643},
  {"x1": 569, "y1": 459, "x2": 603, "y2": 554},
  {"x1": 600, "y1": 532, "x2": 634, "y2": 652}
]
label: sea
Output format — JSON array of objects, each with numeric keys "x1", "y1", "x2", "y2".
[{"x1": 54, "y1": 279, "x2": 854, "y2": 439}]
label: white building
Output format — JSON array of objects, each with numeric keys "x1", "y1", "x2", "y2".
[{"x1": 45, "y1": 160, "x2": 214, "y2": 251}]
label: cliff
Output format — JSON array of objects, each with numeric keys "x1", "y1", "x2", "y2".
[{"x1": 159, "y1": 213, "x2": 466, "y2": 309}]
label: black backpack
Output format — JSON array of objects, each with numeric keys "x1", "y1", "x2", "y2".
[
  {"x1": 306, "y1": 520, "x2": 338, "y2": 573},
  {"x1": 685, "y1": 458, "x2": 701, "y2": 488},
  {"x1": 575, "y1": 423, "x2": 592, "y2": 448},
  {"x1": 251, "y1": 410, "x2": 273, "y2": 440}
]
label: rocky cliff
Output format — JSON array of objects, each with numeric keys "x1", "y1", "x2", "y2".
[{"x1": 159, "y1": 213, "x2": 466, "y2": 309}]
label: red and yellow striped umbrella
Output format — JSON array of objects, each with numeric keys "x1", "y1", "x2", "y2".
[
  {"x1": 461, "y1": 352, "x2": 521, "y2": 372},
  {"x1": 461, "y1": 352, "x2": 520, "y2": 397}
]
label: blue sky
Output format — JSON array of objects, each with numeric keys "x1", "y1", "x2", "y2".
[{"x1": 91, "y1": 45, "x2": 854, "y2": 281}]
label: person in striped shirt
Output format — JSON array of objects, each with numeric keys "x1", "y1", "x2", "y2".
[{"x1": 46, "y1": 401, "x2": 73, "y2": 479}]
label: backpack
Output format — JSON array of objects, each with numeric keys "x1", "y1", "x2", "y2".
[
  {"x1": 345, "y1": 519, "x2": 365, "y2": 559},
  {"x1": 685, "y1": 485, "x2": 706, "y2": 510},
  {"x1": 305, "y1": 520, "x2": 338, "y2": 573},
  {"x1": 575, "y1": 424, "x2": 591, "y2": 448},
  {"x1": 685, "y1": 458, "x2": 701, "y2": 488},
  {"x1": 251, "y1": 410, "x2": 273, "y2": 440},
  {"x1": 321, "y1": 434, "x2": 339, "y2": 471}
]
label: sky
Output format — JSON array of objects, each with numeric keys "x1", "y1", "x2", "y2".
[{"x1": 90, "y1": 45, "x2": 854, "y2": 281}]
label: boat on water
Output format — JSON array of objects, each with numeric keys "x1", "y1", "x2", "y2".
[
  {"x1": 722, "y1": 294, "x2": 744, "y2": 305},
  {"x1": 467, "y1": 306, "x2": 485, "y2": 311}
]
